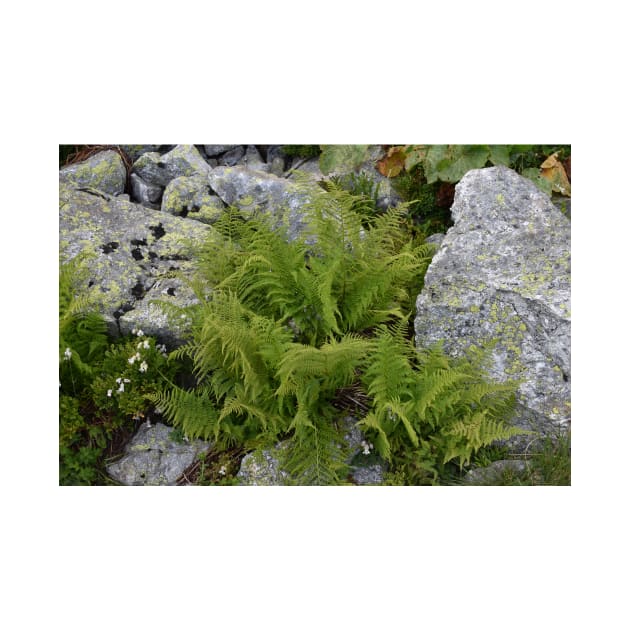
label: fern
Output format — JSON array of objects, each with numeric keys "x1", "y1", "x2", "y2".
[
  {"x1": 154, "y1": 182, "x2": 439, "y2": 483},
  {"x1": 360, "y1": 325, "x2": 527, "y2": 476}
]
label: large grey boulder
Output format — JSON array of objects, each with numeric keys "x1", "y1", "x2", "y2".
[
  {"x1": 132, "y1": 144, "x2": 210, "y2": 188},
  {"x1": 59, "y1": 149, "x2": 126, "y2": 196},
  {"x1": 208, "y1": 165, "x2": 320, "y2": 241},
  {"x1": 414, "y1": 166, "x2": 570, "y2": 449},
  {"x1": 106, "y1": 422, "x2": 211, "y2": 485},
  {"x1": 59, "y1": 185, "x2": 218, "y2": 347}
]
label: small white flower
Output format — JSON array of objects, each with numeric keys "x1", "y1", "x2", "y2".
[
  {"x1": 218, "y1": 465, "x2": 227, "y2": 476},
  {"x1": 117, "y1": 382, "x2": 125, "y2": 393},
  {"x1": 63, "y1": 347, "x2": 72, "y2": 361},
  {"x1": 107, "y1": 389, "x2": 112, "y2": 397},
  {"x1": 131, "y1": 328, "x2": 137, "y2": 335},
  {"x1": 143, "y1": 339, "x2": 150, "y2": 349},
  {"x1": 124, "y1": 378, "x2": 130, "y2": 383},
  {"x1": 361, "y1": 440, "x2": 373, "y2": 456},
  {"x1": 136, "y1": 329, "x2": 144, "y2": 337},
  {"x1": 139, "y1": 361, "x2": 148, "y2": 373},
  {"x1": 137, "y1": 341, "x2": 144, "y2": 349},
  {"x1": 116, "y1": 377, "x2": 122, "y2": 384}
]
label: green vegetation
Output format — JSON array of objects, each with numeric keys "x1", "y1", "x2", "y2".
[
  {"x1": 59, "y1": 144, "x2": 570, "y2": 485},
  {"x1": 59, "y1": 254, "x2": 178, "y2": 484},
  {"x1": 150, "y1": 182, "x2": 528, "y2": 484}
]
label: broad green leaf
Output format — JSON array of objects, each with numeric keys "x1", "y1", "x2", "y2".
[
  {"x1": 426, "y1": 145, "x2": 490, "y2": 183},
  {"x1": 319, "y1": 145, "x2": 370, "y2": 175},
  {"x1": 404, "y1": 145, "x2": 428, "y2": 172},
  {"x1": 488, "y1": 145, "x2": 511, "y2": 166}
]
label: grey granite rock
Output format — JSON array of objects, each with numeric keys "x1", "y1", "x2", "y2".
[
  {"x1": 106, "y1": 422, "x2": 211, "y2": 485},
  {"x1": 130, "y1": 172, "x2": 163, "y2": 209},
  {"x1": 161, "y1": 175, "x2": 226, "y2": 224},
  {"x1": 414, "y1": 166, "x2": 571, "y2": 449},
  {"x1": 208, "y1": 165, "x2": 320, "y2": 241},
  {"x1": 132, "y1": 145, "x2": 210, "y2": 188},
  {"x1": 59, "y1": 149, "x2": 127, "y2": 196},
  {"x1": 59, "y1": 186, "x2": 218, "y2": 348}
]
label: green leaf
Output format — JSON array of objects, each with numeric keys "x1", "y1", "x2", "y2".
[
  {"x1": 423, "y1": 145, "x2": 491, "y2": 183},
  {"x1": 488, "y1": 145, "x2": 511, "y2": 166},
  {"x1": 319, "y1": 145, "x2": 370, "y2": 175}
]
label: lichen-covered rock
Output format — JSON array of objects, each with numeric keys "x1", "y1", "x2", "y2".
[
  {"x1": 132, "y1": 144, "x2": 210, "y2": 188},
  {"x1": 130, "y1": 172, "x2": 163, "y2": 209},
  {"x1": 59, "y1": 149, "x2": 127, "y2": 196},
  {"x1": 207, "y1": 165, "x2": 320, "y2": 241},
  {"x1": 161, "y1": 175, "x2": 226, "y2": 224},
  {"x1": 106, "y1": 422, "x2": 211, "y2": 485},
  {"x1": 414, "y1": 166, "x2": 571, "y2": 449},
  {"x1": 59, "y1": 186, "x2": 218, "y2": 348}
]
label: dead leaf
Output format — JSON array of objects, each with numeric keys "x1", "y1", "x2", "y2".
[
  {"x1": 540, "y1": 152, "x2": 571, "y2": 197},
  {"x1": 376, "y1": 146, "x2": 407, "y2": 178}
]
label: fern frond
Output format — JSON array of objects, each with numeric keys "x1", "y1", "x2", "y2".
[
  {"x1": 280, "y1": 414, "x2": 348, "y2": 485},
  {"x1": 150, "y1": 386, "x2": 220, "y2": 442}
]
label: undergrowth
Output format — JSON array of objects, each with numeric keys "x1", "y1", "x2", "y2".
[{"x1": 151, "y1": 181, "x2": 528, "y2": 484}]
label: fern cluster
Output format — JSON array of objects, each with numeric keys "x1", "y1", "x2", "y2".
[
  {"x1": 359, "y1": 322, "x2": 526, "y2": 482},
  {"x1": 152, "y1": 182, "x2": 524, "y2": 484}
]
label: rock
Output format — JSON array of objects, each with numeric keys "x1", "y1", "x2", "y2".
[
  {"x1": 59, "y1": 149, "x2": 127, "y2": 196},
  {"x1": 414, "y1": 166, "x2": 571, "y2": 449},
  {"x1": 242, "y1": 145, "x2": 267, "y2": 172},
  {"x1": 552, "y1": 195, "x2": 571, "y2": 219},
  {"x1": 286, "y1": 157, "x2": 325, "y2": 182},
  {"x1": 219, "y1": 145, "x2": 246, "y2": 166},
  {"x1": 463, "y1": 459, "x2": 531, "y2": 485},
  {"x1": 236, "y1": 444, "x2": 291, "y2": 486},
  {"x1": 130, "y1": 172, "x2": 163, "y2": 208},
  {"x1": 59, "y1": 186, "x2": 218, "y2": 348},
  {"x1": 208, "y1": 165, "x2": 319, "y2": 241},
  {"x1": 203, "y1": 144, "x2": 240, "y2": 158},
  {"x1": 161, "y1": 175, "x2": 226, "y2": 224},
  {"x1": 236, "y1": 416, "x2": 386, "y2": 485},
  {"x1": 132, "y1": 144, "x2": 210, "y2": 188},
  {"x1": 106, "y1": 422, "x2": 211, "y2": 485},
  {"x1": 425, "y1": 233, "x2": 445, "y2": 248}
]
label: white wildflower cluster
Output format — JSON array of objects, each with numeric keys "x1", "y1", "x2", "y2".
[
  {"x1": 108, "y1": 376, "x2": 131, "y2": 396},
  {"x1": 63, "y1": 347, "x2": 72, "y2": 361},
  {"x1": 127, "y1": 328, "x2": 157, "y2": 373},
  {"x1": 218, "y1": 465, "x2": 227, "y2": 476},
  {"x1": 360, "y1": 440, "x2": 374, "y2": 456}
]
